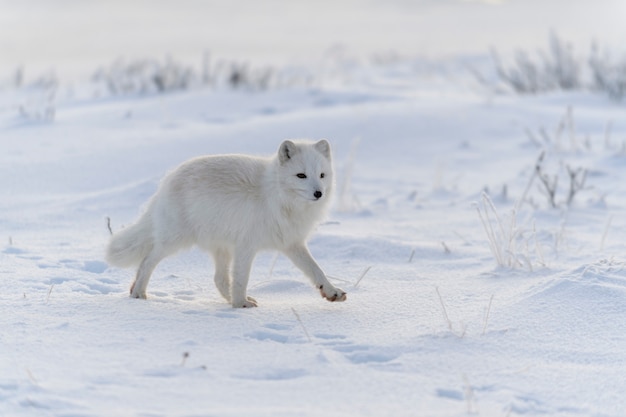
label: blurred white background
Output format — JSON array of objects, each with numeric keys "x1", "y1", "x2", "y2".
[{"x1": 1, "y1": 0, "x2": 624, "y2": 80}]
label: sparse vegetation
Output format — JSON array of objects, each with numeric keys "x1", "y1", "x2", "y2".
[
  {"x1": 518, "y1": 107, "x2": 603, "y2": 210},
  {"x1": 489, "y1": 32, "x2": 626, "y2": 100},
  {"x1": 491, "y1": 32, "x2": 582, "y2": 94},
  {"x1": 436, "y1": 287, "x2": 467, "y2": 338},
  {"x1": 15, "y1": 72, "x2": 58, "y2": 122},
  {"x1": 91, "y1": 55, "x2": 315, "y2": 97},
  {"x1": 93, "y1": 57, "x2": 196, "y2": 95},
  {"x1": 589, "y1": 43, "x2": 626, "y2": 100},
  {"x1": 532, "y1": 152, "x2": 588, "y2": 209},
  {"x1": 476, "y1": 193, "x2": 539, "y2": 270}
]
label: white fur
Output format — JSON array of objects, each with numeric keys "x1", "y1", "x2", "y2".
[{"x1": 106, "y1": 139, "x2": 346, "y2": 307}]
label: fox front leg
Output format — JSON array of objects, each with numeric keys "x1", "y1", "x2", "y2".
[{"x1": 284, "y1": 244, "x2": 347, "y2": 303}]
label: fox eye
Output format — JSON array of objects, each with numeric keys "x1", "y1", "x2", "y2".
[
  {"x1": 320, "y1": 173, "x2": 325, "y2": 179},
  {"x1": 296, "y1": 173, "x2": 307, "y2": 179}
]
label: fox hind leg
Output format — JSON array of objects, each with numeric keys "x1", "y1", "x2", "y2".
[
  {"x1": 230, "y1": 247, "x2": 257, "y2": 308},
  {"x1": 130, "y1": 247, "x2": 167, "y2": 299},
  {"x1": 213, "y1": 247, "x2": 233, "y2": 302}
]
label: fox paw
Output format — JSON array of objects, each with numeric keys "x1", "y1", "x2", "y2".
[
  {"x1": 130, "y1": 283, "x2": 147, "y2": 299},
  {"x1": 319, "y1": 285, "x2": 347, "y2": 302},
  {"x1": 232, "y1": 297, "x2": 258, "y2": 308}
]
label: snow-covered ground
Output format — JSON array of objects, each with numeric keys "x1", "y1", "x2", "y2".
[
  {"x1": 2, "y1": 70, "x2": 626, "y2": 416},
  {"x1": 2, "y1": 2, "x2": 626, "y2": 416}
]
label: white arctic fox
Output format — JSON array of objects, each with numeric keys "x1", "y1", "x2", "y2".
[{"x1": 106, "y1": 139, "x2": 346, "y2": 308}]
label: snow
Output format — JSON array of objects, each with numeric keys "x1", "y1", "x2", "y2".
[
  {"x1": 3, "y1": 3, "x2": 626, "y2": 416},
  {"x1": 3, "y1": 79, "x2": 626, "y2": 416}
]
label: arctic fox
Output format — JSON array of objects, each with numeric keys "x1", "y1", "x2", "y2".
[{"x1": 106, "y1": 139, "x2": 346, "y2": 308}]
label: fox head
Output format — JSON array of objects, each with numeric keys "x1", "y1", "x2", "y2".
[{"x1": 276, "y1": 139, "x2": 333, "y2": 205}]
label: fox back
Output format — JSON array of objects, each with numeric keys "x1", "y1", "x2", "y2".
[{"x1": 130, "y1": 140, "x2": 333, "y2": 256}]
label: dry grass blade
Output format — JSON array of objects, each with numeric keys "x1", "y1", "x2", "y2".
[
  {"x1": 435, "y1": 287, "x2": 453, "y2": 332},
  {"x1": 600, "y1": 215, "x2": 613, "y2": 251},
  {"x1": 482, "y1": 294, "x2": 494, "y2": 336},
  {"x1": 353, "y1": 266, "x2": 372, "y2": 289},
  {"x1": 106, "y1": 216, "x2": 113, "y2": 235},
  {"x1": 291, "y1": 308, "x2": 312, "y2": 343}
]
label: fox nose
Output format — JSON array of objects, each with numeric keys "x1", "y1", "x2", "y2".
[{"x1": 314, "y1": 190, "x2": 323, "y2": 200}]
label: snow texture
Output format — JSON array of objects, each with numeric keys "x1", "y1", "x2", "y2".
[
  {"x1": 2, "y1": 3, "x2": 626, "y2": 417},
  {"x1": 3, "y1": 79, "x2": 626, "y2": 416}
]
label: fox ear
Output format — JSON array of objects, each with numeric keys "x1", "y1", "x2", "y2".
[
  {"x1": 315, "y1": 139, "x2": 331, "y2": 160},
  {"x1": 279, "y1": 140, "x2": 297, "y2": 164}
]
